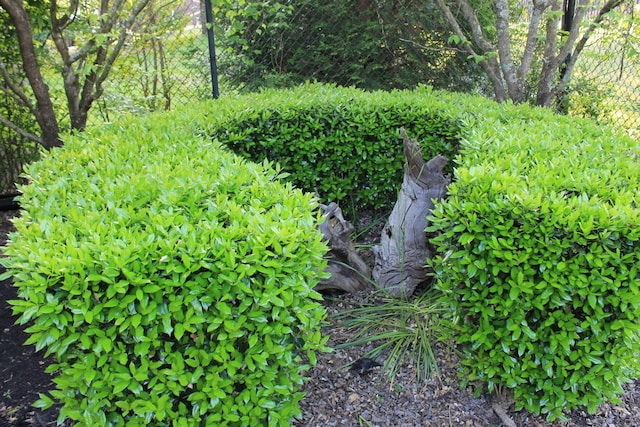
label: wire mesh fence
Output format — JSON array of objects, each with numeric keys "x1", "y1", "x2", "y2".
[
  {"x1": 211, "y1": 0, "x2": 489, "y2": 94},
  {"x1": 84, "y1": 0, "x2": 214, "y2": 127},
  {"x1": 568, "y1": 4, "x2": 640, "y2": 138},
  {"x1": 6, "y1": 0, "x2": 640, "y2": 133},
  {"x1": 92, "y1": 0, "x2": 490, "y2": 123},
  {"x1": 205, "y1": 0, "x2": 640, "y2": 136}
]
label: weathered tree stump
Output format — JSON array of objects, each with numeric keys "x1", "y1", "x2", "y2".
[
  {"x1": 372, "y1": 128, "x2": 450, "y2": 298},
  {"x1": 316, "y1": 201, "x2": 371, "y2": 292}
]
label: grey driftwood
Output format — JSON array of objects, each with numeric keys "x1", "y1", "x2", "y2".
[{"x1": 372, "y1": 128, "x2": 450, "y2": 297}]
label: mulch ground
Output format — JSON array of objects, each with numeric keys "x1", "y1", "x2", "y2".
[
  {"x1": 1, "y1": 210, "x2": 63, "y2": 426},
  {"x1": 1, "y1": 209, "x2": 640, "y2": 426}
]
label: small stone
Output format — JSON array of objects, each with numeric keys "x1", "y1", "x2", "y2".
[{"x1": 347, "y1": 393, "x2": 359, "y2": 404}]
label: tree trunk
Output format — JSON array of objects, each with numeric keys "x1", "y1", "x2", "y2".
[
  {"x1": 372, "y1": 129, "x2": 450, "y2": 298},
  {"x1": 0, "y1": 0, "x2": 62, "y2": 149},
  {"x1": 316, "y1": 202, "x2": 371, "y2": 293},
  {"x1": 49, "y1": 0, "x2": 150, "y2": 132},
  {"x1": 433, "y1": 0, "x2": 508, "y2": 103}
]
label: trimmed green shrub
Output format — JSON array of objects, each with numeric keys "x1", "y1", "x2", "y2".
[
  {"x1": 189, "y1": 84, "x2": 639, "y2": 419},
  {"x1": 428, "y1": 104, "x2": 640, "y2": 420},
  {"x1": 1, "y1": 116, "x2": 329, "y2": 426},
  {"x1": 4, "y1": 82, "x2": 638, "y2": 423},
  {"x1": 201, "y1": 84, "x2": 465, "y2": 212}
]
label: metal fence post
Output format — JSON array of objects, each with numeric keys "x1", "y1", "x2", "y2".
[{"x1": 204, "y1": 0, "x2": 220, "y2": 99}]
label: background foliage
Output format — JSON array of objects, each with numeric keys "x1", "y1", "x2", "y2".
[
  {"x1": 0, "y1": 0, "x2": 48, "y2": 192},
  {"x1": 2, "y1": 0, "x2": 639, "y2": 193},
  {"x1": 212, "y1": 0, "x2": 486, "y2": 92}
]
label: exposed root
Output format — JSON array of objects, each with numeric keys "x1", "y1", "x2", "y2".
[{"x1": 492, "y1": 401, "x2": 517, "y2": 427}]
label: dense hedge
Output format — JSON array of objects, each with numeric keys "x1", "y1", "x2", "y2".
[
  {"x1": 428, "y1": 103, "x2": 640, "y2": 420},
  {"x1": 1, "y1": 117, "x2": 329, "y2": 426},
  {"x1": 2, "y1": 83, "x2": 639, "y2": 423},
  {"x1": 199, "y1": 84, "x2": 467, "y2": 213}
]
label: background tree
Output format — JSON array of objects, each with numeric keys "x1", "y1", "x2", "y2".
[
  {"x1": 433, "y1": 0, "x2": 631, "y2": 106},
  {"x1": 212, "y1": 0, "x2": 486, "y2": 92},
  {"x1": 0, "y1": 0, "x2": 45, "y2": 188},
  {"x1": 0, "y1": 0, "x2": 60, "y2": 149},
  {"x1": 112, "y1": 0, "x2": 193, "y2": 113},
  {"x1": 0, "y1": 0, "x2": 152, "y2": 149}
]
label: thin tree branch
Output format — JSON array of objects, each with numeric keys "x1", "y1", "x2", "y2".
[
  {"x1": 93, "y1": 0, "x2": 152, "y2": 99},
  {"x1": 536, "y1": 0, "x2": 562, "y2": 105},
  {"x1": 495, "y1": 0, "x2": 521, "y2": 101},
  {"x1": 0, "y1": 0, "x2": 61, "y2": 148},
  {"x1": 518, "y1": 0, "x2": 552, "y2": 86},
  {"x1": 549, "y1": 0, "x2": 628, "y2": 101},
  {"x1": 552, "y1": 0, "x2": 592, "y2": 71},
  {"x1": 49, "y1": 0, "x2": 72, "y2": 65},
  {"x1": 456, "y1": 0, "x2": 494, "y2": 52},
  {"x1": 99, "y1": 0, "x2": 152, "y2": 85},
  {"x1": 398, "y1": 38, "x2": 467, "y2": 54},
  {"x1": 492, "y1": 402, "x2": 517, "y2": 427},
  {"x1": 454, "y1": 0, "x2": 506, "y2": 100},
  {"x1": 433, "y1": 0, "x2": 507, "y2": 101},
  {"x1": 0, "y1": 56, "x2": 37, "y2": 114},
  {"x1": 53, "y1": 0, "x2": 79, "y2": 31},
  {"x1": 570, "y1": 0, "x2": 627, "y2": 62},
  {"x1": 0, "y1": 113, "x2": 44, "y2": 145}
]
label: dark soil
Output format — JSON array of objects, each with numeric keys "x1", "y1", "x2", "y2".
[
  {"x1": 1, "y1": 209, "x2": 639, "y2": 426},
  {"x1": 0, "y1": 211, "x2": 62, "y2": 426}
]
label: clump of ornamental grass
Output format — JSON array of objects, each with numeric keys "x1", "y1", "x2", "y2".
[{"x1": 332, "y1": 286, "x2": 452, "y2": 385}]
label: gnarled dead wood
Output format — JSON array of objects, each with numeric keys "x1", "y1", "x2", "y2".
[
  {"x1": 372, "y1": 128, "x2": 450, "y2": 298},
  {"x1": 316, "y1": 202, "x2": 370, "y2": 292}
]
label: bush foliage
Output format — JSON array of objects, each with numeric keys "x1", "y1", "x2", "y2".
[
  {"x1": 201, "y1": 86, "x2": 639, "y2": 419},
  {"x1": 200, "y1": 84, "x2": 464, "y2": 213},
  {"x1": 428, "y1": 104, "x2": 640, "y2": 420},
  {"x1": 1, "y1": 117, "x2": 329, "y2": 426},
  {"x1": 2, "y1": 83, "x2": 639, "y2": 423}
]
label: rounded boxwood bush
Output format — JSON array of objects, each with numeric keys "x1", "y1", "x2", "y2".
[
  {"x1": 428, "y1": 105, "x2": 640, "y2": 420},
  {"x1": 198, "y1": 83, "x2": 466, "y2": 213},
  {"x1": 1, "y1": 118, "x2": 329, "y2": 426}
]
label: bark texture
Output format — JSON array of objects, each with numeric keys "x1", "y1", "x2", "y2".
[
  {"x1": 434, "y1": 0, "x2": 627, "y2": 107},
  {"x1": 0, "y1": 0, "x2": 61, "y2": 149},
  {"x1": 316, "y1": 202, "x2": 371, "y2": 293},
  {"x1": 49, "y1": 0, "x2": 151, "y2": 132},
  {"x1": 372, "y1": 129, "x2": 449, "y2": 298}
]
